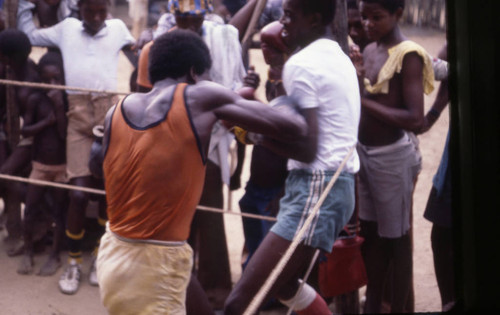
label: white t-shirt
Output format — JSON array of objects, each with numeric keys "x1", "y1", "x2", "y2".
[
  {"x1": 202, "y1": 20, "x2": 246, "y2": 184},
  {"x1": 17, "y1": 0, "x2": 135, "y2": 94},
  {"x1": 283, "y1": 38, "x2": 360, "y2": 173}
]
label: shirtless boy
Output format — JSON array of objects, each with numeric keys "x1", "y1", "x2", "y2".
[
  {"x1": 95, "y1": 29, "x2": 307, "y2": 315},
  {"x1": 0, "y1": 29, "x2": 40, "y2": 253},
  {"x1": 18, "y1": 51, "x2": 68, "y2": 276},
  {"x1": 355, "y1": 0, "x2": 435, "y2": 312}
]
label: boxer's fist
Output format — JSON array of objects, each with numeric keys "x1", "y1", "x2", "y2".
[{"x1": 260, "y1": 21, "x2": 289, "y2": 66}]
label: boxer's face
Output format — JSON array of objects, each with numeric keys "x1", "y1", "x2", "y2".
[{"x1": 280, "y1": 0, "x2": 314, "y2": 50}]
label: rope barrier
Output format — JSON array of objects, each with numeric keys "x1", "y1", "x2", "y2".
[
  {"x1": 0, "y1": 173, "x2": 277, "y2": 222},
  {"x1": 243, "y1": 144, "x2": 356, "y2": 315},
  {"x1": 0, "y1": 79, "x2": 130, "y2": 95},
  {"x1": 0, "y1": 173, "x2": 106, "y2": 195}
]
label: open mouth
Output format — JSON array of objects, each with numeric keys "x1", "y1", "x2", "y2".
[{"x1": 281, "y1": 29, "x2": 289, "y2": 38}]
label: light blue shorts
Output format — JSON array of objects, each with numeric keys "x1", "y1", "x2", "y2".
[{"x1": 270, "y1": 169, "x2": 355, "y2": 253}]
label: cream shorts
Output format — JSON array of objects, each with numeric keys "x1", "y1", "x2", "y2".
[
  {"x1": 97, "y1": 227, "x2": 193, "y2": 315},
  {"x1": 29, "y1": 161, "x2": 67, "y2": 183},
  {"x1": 66, "y1": 94, "x2": 118, "y2": 179}
]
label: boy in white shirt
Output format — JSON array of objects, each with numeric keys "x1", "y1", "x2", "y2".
[
  {"x1": 225, "y1": 0, "x2": 360, "y2": 314},
  {"x1": 17, "y1": 0, "x2": 135, "y2": 295}
]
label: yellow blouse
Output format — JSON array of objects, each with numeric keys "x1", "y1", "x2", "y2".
[{"x1": 364, "y1": 40, "x2": 435, "y2": 95}]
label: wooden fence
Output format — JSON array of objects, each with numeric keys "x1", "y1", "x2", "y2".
[{"x1": 402, "y1": 0, "x2": 447, "y2": 30}]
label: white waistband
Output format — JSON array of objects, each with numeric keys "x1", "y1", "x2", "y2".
[{"x1": 107, "y1": 223, "x2": 187, "y2": 247}]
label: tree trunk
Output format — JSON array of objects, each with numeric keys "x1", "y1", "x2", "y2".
[{"x1": 331, "y1": 0, "x2": 348, "y2": 54}]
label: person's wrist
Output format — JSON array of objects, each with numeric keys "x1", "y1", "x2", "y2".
[
  {"x1": 427, "y1": 108, "x2": 441, "y2": 121},
  {"x1": 247, "y1": 132, "x2": 263, "y2": 145}
]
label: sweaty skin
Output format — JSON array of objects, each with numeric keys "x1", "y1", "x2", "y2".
[{"x1": 102, "y1": 76, "x2": 308, "y2": 168}]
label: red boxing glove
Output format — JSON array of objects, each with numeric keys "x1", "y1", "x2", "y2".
[{"x1": 260, "y1": 21, "x2": 290, "y2": 67}]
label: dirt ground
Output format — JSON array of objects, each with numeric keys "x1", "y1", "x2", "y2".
[{"x1": 0, "y1": 4, "x2": 446, "y2": 314}]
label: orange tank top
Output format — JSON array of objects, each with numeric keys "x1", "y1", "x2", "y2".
[{"x1": 103, "y1": 83, "x2": 206, "y2": 241}]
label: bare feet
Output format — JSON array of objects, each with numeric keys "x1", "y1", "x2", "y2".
[
  {"x1": 17, "y1": 254, "x2": 34, "y2": 275},
  {"x1": 7, "y1": 239, "x2": 24, "y2": 257},
  {"x1": 38, "y1": 255, "x2": 62, "y2": 276}
]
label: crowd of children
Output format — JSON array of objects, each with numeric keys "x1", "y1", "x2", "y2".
[{"x1": 0, "y1": 0, "x2": 453, "y2": 314}]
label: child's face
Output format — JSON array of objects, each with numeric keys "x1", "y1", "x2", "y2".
[
  {"x1": 348, "y1": 8, "x2": 368, "y2": 47},
  {"x1": 359, "y1": 2, "x2": 401, "y2": 42},
  {"x1": 40, "y1": 64, "x2": 64, "y2": 85},
  {"x1": 80, "y1": 0, "x2": 108, "y2": 35}
]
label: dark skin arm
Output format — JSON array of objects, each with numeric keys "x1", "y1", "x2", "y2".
[
  {"x1": 259, "y1": 107, "x2": 318, "y2": 163},
  {"x1": 417, "y1": 43, "x2": 448, "y2": 134},
  {"x1": 361, "y1": 52, "x2": 425, "y2": 132},
  {"x1": 228, "y1": 0, "x2": 258, "y2": 42},
  {"x1": 229, "y1": 141, "x2": 245, "y2": 190},
  {"x1": 185, "y1": 82, "x2": 306, "y2": 148},
  {"x1": 96, "y1": 79, "x2": 307, "y2": 178},
  {"x1": 20, "y1": 93, "x2": 56, "y2": 138},
  {"x1": 46, "y1": 89, "x2": 67, "y2": 140},
  {"x1": 417, "y1": 78, "x2": 448, "y2": 134},
  {"x1": 122, "y1": 44, "x2": 138, "y2": 68}
]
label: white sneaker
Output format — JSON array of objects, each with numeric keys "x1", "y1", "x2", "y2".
[
  {"x1": 88, "y1": 258, "x2": 98, "y2": 286},
  {"x1": 59, "y1": 262, "x2": 81, "y2": 295}
]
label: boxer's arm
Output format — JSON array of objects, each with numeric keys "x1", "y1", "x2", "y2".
[{"x1": 259, "y1": 107, "x2": 318, "y2": 163}]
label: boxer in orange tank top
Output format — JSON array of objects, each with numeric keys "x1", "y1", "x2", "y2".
[{"x1": 92, "y1": 29, "x2": 307, "y2": 314}]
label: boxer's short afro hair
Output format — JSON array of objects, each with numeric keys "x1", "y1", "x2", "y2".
[{"x1": 149, "y1": 29, "x2": 212, "y2": 84}]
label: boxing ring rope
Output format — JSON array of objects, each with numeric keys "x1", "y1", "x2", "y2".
[
  {"x1": 243, "y1": 144, "x2": 356, "y2": 315},
  {"x1": 0, "y1": 79, "x2": 279, "y2": 222},
  {"x1": 0, "y1": 173, "x2": 278, "y2": 222},
  {"x1": 0, "y1": 79, "x2": 130, "y2": 95}
]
